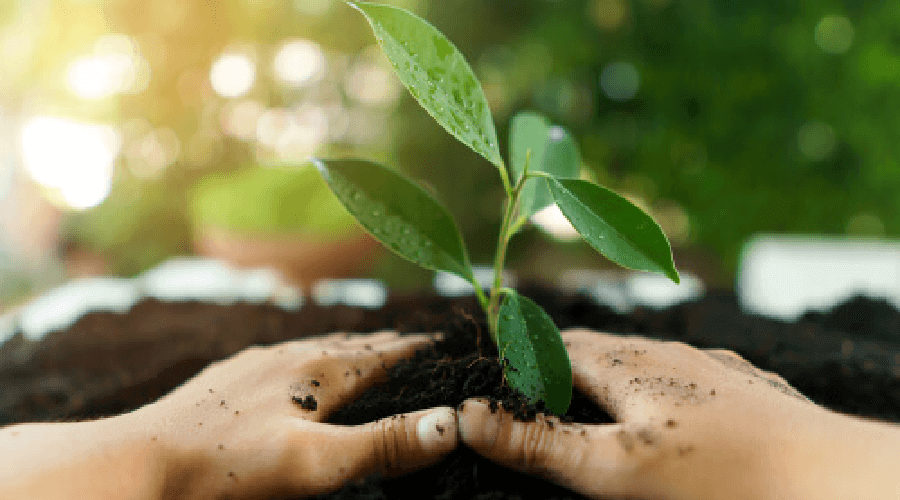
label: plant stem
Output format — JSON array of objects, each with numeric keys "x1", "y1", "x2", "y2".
[
  {"x1": 485, "y1": 152, "x2": 530, "y2": 342},
  {"x1": 473, "y1": 280, "x2": 490, "y2": 313}
]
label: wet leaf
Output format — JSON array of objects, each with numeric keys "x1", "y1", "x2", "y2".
[
  {"x1": 549, "y1": 178, "x2": 680, "y2": 283},
  {"x1": 314, "y1": 158, "x2": 474, "y2": 282},
  {"x1": 350, "y1": 2, "x2": 503, "y2": 171},
  {"x1": 497, "y1": 291, "x2": 572, "y2": 413}
]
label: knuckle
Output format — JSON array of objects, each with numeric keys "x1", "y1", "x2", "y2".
[
  {"x1": 372, "y1": 415, "x2": 410, "y2": 472},
  {"x1": 517, "y1": 420, "x2": 556, "y2": 473}
]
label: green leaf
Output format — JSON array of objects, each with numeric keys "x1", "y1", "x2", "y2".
[
  {"x1": 509, "y1": 111, "x2": 550, "y2": 182},
  {"x1": 350, "y1": 2, "x2": 503, "y2": 171},
  {"x1": 314, "y1": 158, "x2": 474, "y2": 282},
  {"x1": 497, "y1": 291, "x2": 572, "y2": 413},
  {"x1": 523, "y1": 126, "x2": 580, "y2": 218},
  {"x1": 549, "y1": 178, "x2": 680, "y2": 283},
  {"x1": 509, "y1": 112, "x2": 581, "y2": 219}
]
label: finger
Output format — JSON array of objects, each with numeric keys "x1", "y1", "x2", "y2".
[
  {"x1": 331, "y1": 407, "x2": 458, "y2": 481},
  {"x1": 298, "y1": 335, "x2": 435, "y2": 417},
  {"x1": 457, "y1": 398, "x2": 639, "y2": 499}
]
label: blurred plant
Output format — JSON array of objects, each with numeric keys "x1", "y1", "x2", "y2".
[
  {"x1": 314, "y1": 2, "x2": 679, "y2": 412},
  {"x1": 190, "y1": 166, "x2": 357, "y2": 238}
]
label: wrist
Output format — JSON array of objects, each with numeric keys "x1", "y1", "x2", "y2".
[
  {"x1": 773, "y1": 403, "x2": 900, "y2": 499},
  {"x1": 0, "y1": 415, "x2": 169, "y2": 500},
  {"x1": 106, "y1": 410, "x2": 172, "y2": 499}
]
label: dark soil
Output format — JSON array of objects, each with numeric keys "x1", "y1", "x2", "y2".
[{"x1": 2, "y1": 286, "x2": 899, "y2": 499}]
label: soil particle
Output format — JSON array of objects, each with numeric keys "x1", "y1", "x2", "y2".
[
  {"x1": 677, "y1": 445, "x2": 695, "y2": 456},
  {"x1": 311, "y1": 380, "x2": 320, "y2": 387},
  {"x1": 615, "y1": 430, "x2": 635, "y2": 453},
  {"x1": 436, "y1": 424, "x2": 445, "y2": 436},
  {"x1": 710, "y1": 389, "x2": 716, "y2": 396},
  {"x1": 234, "y1": 410, "x2": 240, "y2": 416},
  {"x1": 227, "y1": 471, "x2": 236, "y2": 479},
  {"x1": 218, "y1": 444, "x2": 224, "y2": 450},
  {"x1": 665, "y1": 419, "x2": 678, "y2": 428},
  {"x1": 150, "y1": 436, "x2": 157, "y2": 441},
  {"x1": 220, "y1": 400, "x2": 227, "y2": 406},
  {"x1": 636, "y1": 428, "x2": 657, "y2": 446},
  {"x1": 292, "y1": 395, "x2": 318, "y2": 411}
]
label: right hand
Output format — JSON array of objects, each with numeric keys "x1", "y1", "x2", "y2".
[{"x1": 457, "y1": 328, "x2": 819, "y2": 500}]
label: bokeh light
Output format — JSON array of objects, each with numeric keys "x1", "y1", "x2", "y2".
[
  {"x1": 210, "y1": 52, "x2": 257, "y2": 98},
  {"x1": 221, "y1": 99, "x2": 265, "y2": 141},
  {"x1": 600, "y1": 61, "x2": 639, "y2": 101},
  {"x1": 846, "y1": 212, "x2": 885, "y2": 237},
  {"x1": 345, "y1": 47, "x2": 402, "y2": 107},
  {"x1": 256, "y1": 105, "x2": 329, "y2": 161},
  {"x1": 273, "y1": 39, "x2": 326, "y2": 87},
  {"x1": 67, "y1": 34, "x2": 149, "y2": 100},
  {"x1": 815, "y1": 15, "x2": 854, "y2": 54},
  {"x1": 21, "y1": 116, "x2": 121, "y2": 210},
  {"x1": 590, "y1": 0, "x2": 628, "y2": 31},
  {"x1": 798, "y1": 120, "x2": 836, "y2": 161}
]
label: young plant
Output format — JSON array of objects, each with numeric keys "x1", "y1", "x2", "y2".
[{"x1": 313, "y1": 2, "x2": 679, "y2": 413}]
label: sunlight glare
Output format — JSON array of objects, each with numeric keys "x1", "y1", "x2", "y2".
[
  {"x1": 67, "y1": 35, "x2": 149, "y2": 100},
  {"x1": 21, "y1": 116, "x2": 121, "y2": 210}
]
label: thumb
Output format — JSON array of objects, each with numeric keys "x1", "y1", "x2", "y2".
[
  {"x1": 339, "y1": 406, "x2": 458, "y2": 480},
  {"x1": 457, "y1": 399, "x2": 635, "y2": 499}
]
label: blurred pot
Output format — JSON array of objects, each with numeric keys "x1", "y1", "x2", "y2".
[
  {"x1": 194, "y1": 227, "x2": 380, "y2": 290},
  {"x1": 190, "y1": 165, "x2": 381, "y2": 291}
]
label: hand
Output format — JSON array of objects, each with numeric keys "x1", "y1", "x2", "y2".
[
  {"x1": 458, "y1": 328, "x2": 822, "y2": 500},
  {"x1": 128, "y1": 330, "x2": 458, "y2": 499}
]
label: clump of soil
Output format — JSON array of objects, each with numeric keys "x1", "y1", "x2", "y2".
[{"x1": 2, "y1": 286, "x2": 899, "y2": 499}]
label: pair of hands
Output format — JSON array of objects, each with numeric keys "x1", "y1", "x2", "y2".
[{"x1": 121, "y1": 328, "x2": 820, "y2": 500}]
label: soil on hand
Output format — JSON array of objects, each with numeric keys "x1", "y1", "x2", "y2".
[{"x1": 2, "y1": 286, "x2": 899, "y2": 499}]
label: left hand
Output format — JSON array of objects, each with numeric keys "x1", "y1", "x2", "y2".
[{"x1": 133, "y1": 330, "x2": 458, "y2": 499}]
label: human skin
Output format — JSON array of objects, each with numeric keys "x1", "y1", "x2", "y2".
[
  {"x1": 0, "y1": 331, "x2": 458, "y2": 500},
  {"x1": 458, "y1": 328, "x2": 900, "y2": 500}
]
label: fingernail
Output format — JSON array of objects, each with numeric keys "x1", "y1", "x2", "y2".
[
  {"x1": 457, "y1": 400, "x2": 495, "y2": 444},
  {"x1": 416, "y1": 407, "x2": 456, "y2": 451}
]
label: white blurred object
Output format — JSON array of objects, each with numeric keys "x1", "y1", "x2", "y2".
[
  {"x1": 738, "y1": 235, "x2": 900, "y2": 320},
  {"x1": 558, "y1": 269, "x2": 702, "y2": 313},
  {"x1": 312, "y1": 279, "x2": 387, "y2": 309},
  {"x1": 18, "y1": 277, "x2": 141, "y2": 340},
  {"x1": 433, "y1": 266, "x2": 516, "y2": 297},
  {"x1": 0, "y1": 311, "x2": 17, "y2": 344},
  {"x1": 626, "y1": 272, "x2": 704, "y2": 309},
  {"x1": 271, "y1": 285, "x2": 304, "y2": 311},
  {"x1": 139, "y1": 257, "x2": 243, "y2": 304},
  {"x1": 237, "y1": 267, "x2": 287, "y2": 304},
  {"x1": 530, "y1": 204, "x2": 579, "y2": 241}
]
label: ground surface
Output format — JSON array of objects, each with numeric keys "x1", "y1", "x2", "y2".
[{"x1": 1, "y1": 286, "x2": 899, "y2": 499}]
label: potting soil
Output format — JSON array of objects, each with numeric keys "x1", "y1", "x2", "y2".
[{"x1": 1, "y1": 286, "x2": 898, "y2": 499}]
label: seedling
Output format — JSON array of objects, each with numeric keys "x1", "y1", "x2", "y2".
[{"x1": 313, "y1": 2, "x2": 679, "y2": 413}]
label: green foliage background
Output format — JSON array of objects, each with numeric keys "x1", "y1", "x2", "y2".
[{"x1": 6, "y1": 0, "x2": 896, "y2": 284}]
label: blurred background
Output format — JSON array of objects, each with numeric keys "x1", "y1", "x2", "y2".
[{"x1": 0, "y1": 0, "x2": 897, "y2": 316}]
